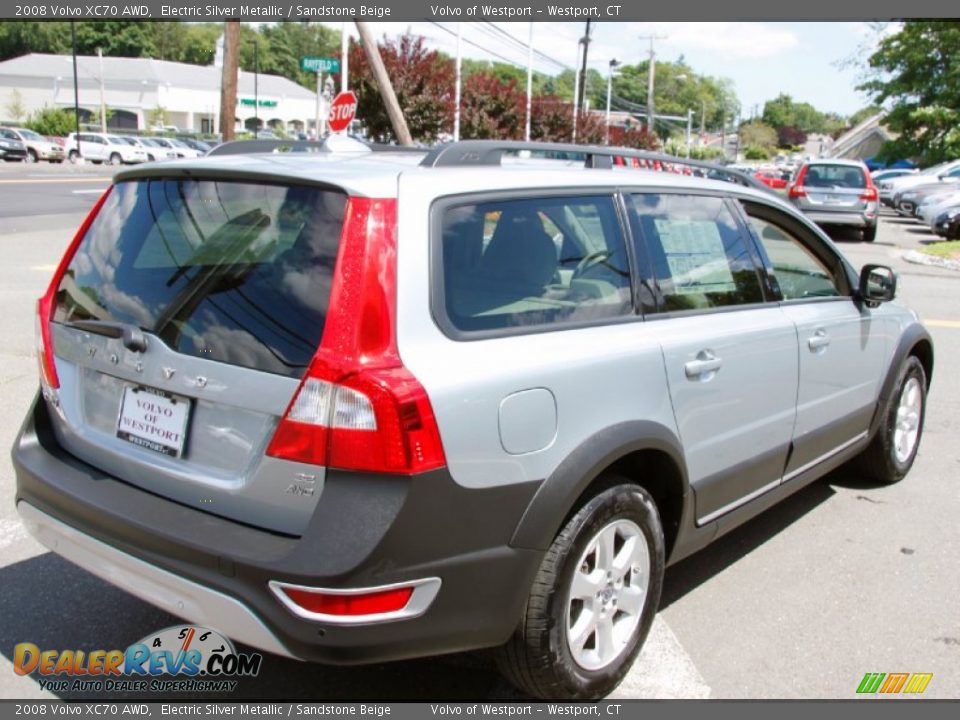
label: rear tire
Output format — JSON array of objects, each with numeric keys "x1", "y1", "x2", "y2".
[
  {"x1": 855, "y1": 356, "x2": 926, "y2": 484},
  {"x1": 68, "y1": 150, "x2": 78, "y2": 163},
  {"x1": 496, "y1": 481, "x2": 664, "y2": 699},
  {"x1": 862, "y1": 224, "x2": 877, "y2": 242}
]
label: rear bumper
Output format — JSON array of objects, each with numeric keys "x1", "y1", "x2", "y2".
[
  {"x1": 804, "y1": 211, "x2": 875, "y2": 228},
  {"x1": 13, "y1": 394, "x2": 543, "y2": 664}
]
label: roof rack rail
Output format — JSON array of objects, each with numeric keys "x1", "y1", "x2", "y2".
[
  {"x1": 207, "y1": 136, "x2": 424, "y2": 157},
  {"x1": 419, "y1": 140, "x2": 771, "y2": 193}
]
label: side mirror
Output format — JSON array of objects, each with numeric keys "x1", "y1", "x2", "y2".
[{"x1": 858, "y1": 264, "x2": 897, "y2": 304}]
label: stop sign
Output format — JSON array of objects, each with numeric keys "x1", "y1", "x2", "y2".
[{"x1": 328, "y1": 91, "x2": 357, "y2": 133}]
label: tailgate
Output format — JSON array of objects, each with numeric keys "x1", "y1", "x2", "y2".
[{"x1": 46, "y1": 177, "x2": 348, "y2": 535}]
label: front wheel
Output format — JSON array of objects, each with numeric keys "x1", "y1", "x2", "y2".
[
  {"x1": 855, "y1": 356, "x2": 927, "y2": 483},
  {"x1": 68, "y1": 150, "x2": 78, "y2": 163},
  {"x1": 108, "y1": 152, "x2": 122, "y2": 165},
  {"x1": 497, "y1": 481, "x2": 664, "y2": 699},
  {"x1": 26, "y1": 149, "x2": 38, "y2": 163}
]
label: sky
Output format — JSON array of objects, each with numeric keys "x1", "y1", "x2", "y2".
[{"x1": 324, "y1": 21, "x2": 895, "y2": 119}]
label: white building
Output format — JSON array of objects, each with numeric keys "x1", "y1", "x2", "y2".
[{"x1": 0, "y1": 53, "x2": 320, "y2": 135}]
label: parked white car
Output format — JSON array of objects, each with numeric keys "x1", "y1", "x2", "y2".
[
  {"x1": 65, "y1": 133, "x2": 148, "y2": 165},
  {"x1": 147, "y1": 137, "x2": 203, "y2": 159}
]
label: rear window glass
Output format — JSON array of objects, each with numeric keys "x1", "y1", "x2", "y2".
[
  {"x1": 439, "y1": 195, "x2": 632, "y2": 333},
  {"x1": 54, "y1": 179, "x2": 347, "y2": 378},
  {"x1": 804, "y1": 165, "x2": 866, "y2": 188}
]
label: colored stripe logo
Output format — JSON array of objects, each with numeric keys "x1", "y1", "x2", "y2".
[{"x1": 857, "y1": 672, "x2": 933, "y2": 694}]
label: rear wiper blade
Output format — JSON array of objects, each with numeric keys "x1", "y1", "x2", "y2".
[{"x1": 64, "y1": 319, "x2": 148, "y2": 352}]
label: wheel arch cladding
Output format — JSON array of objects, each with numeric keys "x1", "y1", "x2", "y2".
[
  {"x1": 509, "y1": 421, "x2": 688, "y2": 559},
  {"x1": 870, "y1": 323, "x2": 933, "y2": 437}
]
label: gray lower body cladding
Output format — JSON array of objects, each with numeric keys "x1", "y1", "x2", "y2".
[{"x1": 12, "y1": 394, "x2": 544, "y2": 664}]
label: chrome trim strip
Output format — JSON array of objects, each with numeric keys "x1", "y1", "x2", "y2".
[
  {"x1": 697, "y1": 430, "x2": 870, "y2": 526},
  {"x1": 782, "y1": 431, "x2": 869, "y2": 483},
  {"x1": 268, "y1": 577, "x2": 441, "y2": 626},
  {"x1": 697, "y1": 478, "x2": 781, "y2": 526},
  {"x1": 17, "y1": 502, "x2": 296, "y2": 659}
]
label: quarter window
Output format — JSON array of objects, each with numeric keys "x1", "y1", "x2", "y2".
[
  {"x1": 439, "y1": 195, "x2": 632, "y2": 332},
  {"x1": 746, "y1": 215, "x2": 842, "y2": 301},
  {"x1": 629, "y1": 194, "x2": 764, "y2": 312}
]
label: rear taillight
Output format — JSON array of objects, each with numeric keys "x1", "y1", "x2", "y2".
[
  {"x1": 277, "y1": 585, "x2": 413, "y2": 617},
  {"x1": 269, "y1": 577, "x2": 440, "y2": 622},
  {"x1": 860, "y1": 186, "x2": 878, "y2": 202},
  {"x1": 789, "y1": 165, "x2": 810, "y2": 198},
  {"x1": 37, "y1": 186, "x2": 113, "y2": 390},
  {"x1": 266, "y1": 197, "x2": 446, "y2": 475}
]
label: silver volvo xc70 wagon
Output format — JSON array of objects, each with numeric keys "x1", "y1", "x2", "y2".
[{"x1": 13, "y1": 140, "x2": 932, "y2": 699}]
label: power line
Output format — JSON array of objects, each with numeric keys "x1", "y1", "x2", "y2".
[
  {"x1": 427, "y1": 22, "x2": 520, "y2": 68},
  {"x1": 481, "y1": 22, "x2": 573, "y2": 72}
]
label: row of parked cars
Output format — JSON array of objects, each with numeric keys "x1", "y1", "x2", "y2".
[
  {"x1": 0, "y1": 127, "x2": 214, "y2": 165},
  {"x1": 877, "y1": 160, "x2": 960, "y2": 240}
]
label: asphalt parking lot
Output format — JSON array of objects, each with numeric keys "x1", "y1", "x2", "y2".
[{"x1": 0, "y1": 161, "x2": 957, "y2": 700}]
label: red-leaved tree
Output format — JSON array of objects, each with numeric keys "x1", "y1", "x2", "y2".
[
  {"x1": 608, "y1": 125, "x2": 660, "y2": 150},
  {"x1": 459, "y1": 72, "x2": 525, "y2": 140},
  {"x1": 530, "y1": 96, "x2": 605, "y2": 144},
  {"x1": 349, "y1": 34, "x2": 454, "y2": 143}
]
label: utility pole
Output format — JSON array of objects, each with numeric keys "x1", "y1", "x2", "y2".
[
  {"x1": 524, "y1": 22, "x2": 533, "y2": 142},
  {"x1": 355, "y1": 21, "x2": 413, "y2": 146},
  {"x1": 686, "y1": 108, "x2": 693, "y2": 156},
  {"x1": 97, "y1": 47, "x2": 106, "y2": 133},
  {"x1": 576, "y1": 20, "x2": 592, "y2": 114},
  {"x1": 639, "y1": 34, "x2": 666, "y2": 137},
  {"x1": 454, "y1": 22, "x2": 462, "y2": 141},
  {"x1": 219, "y1": 20, "x2": 239, "y2": 142},
  {"x1": 253, "y1": 39, "x2": 259, "y2": 133},
  {"x1": 605, "y1": 59, "x2": 619, "y2": 145},
  {"x1": 341, "y1": 21, "x2": 349, "y2": 92},
  {"x1": 70, "y1": 21, "x2": 81, "y2": 160}
]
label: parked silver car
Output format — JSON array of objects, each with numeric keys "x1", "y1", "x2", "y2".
[
  {"x1": 13, "y1": 139, "x2": 933, "y2": 699},
  {"x1": 787, "y1": 159, "x2": 879, "y2": 241}
]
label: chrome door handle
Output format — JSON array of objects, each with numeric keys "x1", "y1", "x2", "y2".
[
  {"x1": 685, "y1": 351, "x2": 723, "y2": 379},
  {"x1": 808, "y1": 329, "x2": 831, "y2": 351}
]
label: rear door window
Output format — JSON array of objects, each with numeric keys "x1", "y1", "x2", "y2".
[
  {"x1": 627, "y1": 193, "x2": 765, "y2": 312},
  {"x1": 437, "y1": 194, "x2": 633, "y2": 333},
  {"x1": 54, "y1": 179, "x2": 347, "y2": 378}
]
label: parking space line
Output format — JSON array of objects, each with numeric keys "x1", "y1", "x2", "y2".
[
  {"x1": 609, "y1": 617, "x2": 711, "y2": 699},
  {"x1": 925, "y1": 319, "x2": 960, "y2": 329},
  {"x1": 72, "y1": 189, "x2": 105, "y2": 194},
  {"x1": 0, "y1": 518, "x2": 28, "y2": 551},
  {"x1": 0, "y1": 177, "x2": 111, "y2": 185},
  {"x1": 31, "y1": 265, "x2": 56, "y2": 272}
]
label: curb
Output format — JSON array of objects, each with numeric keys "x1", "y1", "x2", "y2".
[{"x1": 902, "y1": 249, "x2": 960, "y2": 272}]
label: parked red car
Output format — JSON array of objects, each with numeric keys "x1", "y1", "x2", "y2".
[{"x1": 754, "y1": 169, "x2": 788, "y2": 189}]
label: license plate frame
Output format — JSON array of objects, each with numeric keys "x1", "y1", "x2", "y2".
[{"x1": 116, "y1": 385, "x2": 191, "y2": 458}]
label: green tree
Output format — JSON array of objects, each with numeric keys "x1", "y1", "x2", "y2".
[
  {"x1": 26, "y1": 106, "x2": 75, "y2": 136},
  {"x1": 739, "y1": 121, "x2": 778, "y2": 150},
  {"x1": 5, "y1": 88, "x2": 26, "y2": 123},
  {"x1": 859, "y1": 21, "x2": 960, "y2": 163},
  {"x1": 0, "y1": 21, "x2": 69, "y2": 59},
  {"x1": 608, "y1": 59, "x2": 739, "y2": 134}
]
